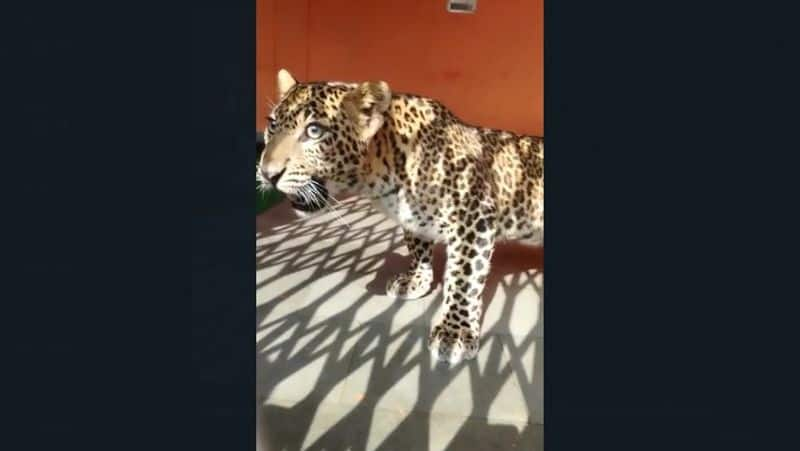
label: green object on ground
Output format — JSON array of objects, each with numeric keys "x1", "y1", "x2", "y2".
[{"x1": 257, "y1": 186, "x2": 283, "y2": 214}]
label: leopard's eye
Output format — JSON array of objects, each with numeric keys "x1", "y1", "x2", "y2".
[
  {"x1": 267, "y1": 117, "x2": 278, "y2": 133},
  {"x1": 304, "y1": 122, "x2": 327, "y2": 140}
]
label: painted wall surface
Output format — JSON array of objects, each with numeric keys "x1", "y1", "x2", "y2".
[{"x1": 257, "y1": 0, "x2": 543, "y2": 136}]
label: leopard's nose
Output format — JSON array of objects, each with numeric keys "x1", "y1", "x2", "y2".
[{"x1": 264, "y1": 168, "x2": 285, "y2": 187}]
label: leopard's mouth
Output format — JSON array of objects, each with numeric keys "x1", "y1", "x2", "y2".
[{"x1": 289, "y1": 177, "x2": 329, "y2": 213}]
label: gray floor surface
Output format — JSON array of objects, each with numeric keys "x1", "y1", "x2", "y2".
[{"x1": 257, "y1": 196, "x2": 543, "y2": 451}]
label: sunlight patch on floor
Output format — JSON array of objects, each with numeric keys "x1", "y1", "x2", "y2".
[
  {"x1": 429, "y1": 412, "x2": 471, "y2": 451},
  {"x1": 432, "y1": 366, "x2": 474, "y2": 418},
  {"x1": 268, "y1": 353, "x2": 328, "y2": 407}
]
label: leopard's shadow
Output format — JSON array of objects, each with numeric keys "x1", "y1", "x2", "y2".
[{"x1": 257, "y1": 198, "x2": 543, "y2": 451}]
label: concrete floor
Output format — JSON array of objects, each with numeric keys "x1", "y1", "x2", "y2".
[{"x1": 257, "y1": 196, "x2": 543, "y2": 451}]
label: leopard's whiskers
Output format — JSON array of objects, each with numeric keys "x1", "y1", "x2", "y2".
[{"x1": 308, "y1": 182, "x2": 351, "y2": 231}]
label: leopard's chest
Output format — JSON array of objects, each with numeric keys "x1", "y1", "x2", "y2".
[{"x1": 372, "y1": 190, "x2": 444, "y2": 242}]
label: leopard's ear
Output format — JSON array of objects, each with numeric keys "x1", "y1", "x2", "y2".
[
  {"x1": 277, "y1": 68, "x2": 297, "y2": 99},
  {"x1": 342, "y1": 81, "x2": 392, "y2": 141}
]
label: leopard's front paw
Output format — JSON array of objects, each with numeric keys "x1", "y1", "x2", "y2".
[
  {"x1": 428, "y1": 323, "x2": 480, "y2": 365},
  {"x1": 386, "y1": 270, "x2": 433, "y2": 300}
]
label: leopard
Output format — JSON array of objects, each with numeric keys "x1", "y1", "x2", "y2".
[{"x1": 258, "y1": 69, "x2": 543, "y2": 365}]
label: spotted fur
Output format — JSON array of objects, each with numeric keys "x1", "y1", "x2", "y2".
[{"x1": 258, "y1": 69, "x2": 543, "y2": 364}]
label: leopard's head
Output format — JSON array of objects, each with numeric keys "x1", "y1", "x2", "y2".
[{"x1": 257, "y1": 69, "x2": 391, "y2": 215}]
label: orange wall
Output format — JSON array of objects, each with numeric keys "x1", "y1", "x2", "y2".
[{"x1": 257, "y1": 0, "x2": 543, "y2": 136}]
